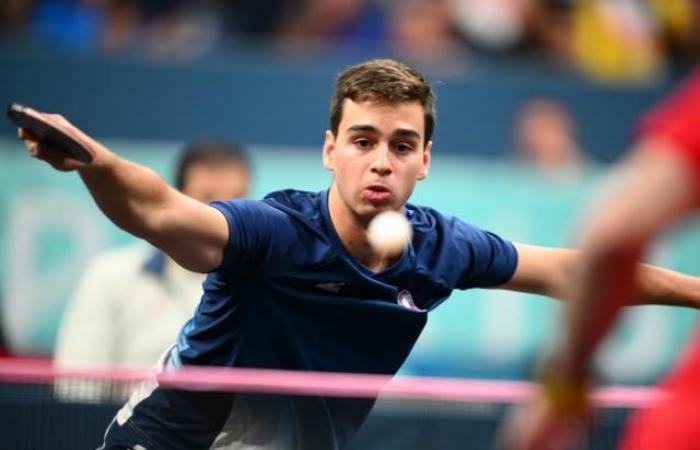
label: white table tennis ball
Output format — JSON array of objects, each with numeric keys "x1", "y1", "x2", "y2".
[{"x1": 367, "y1": 210, "x2": 412, "y2": 256}]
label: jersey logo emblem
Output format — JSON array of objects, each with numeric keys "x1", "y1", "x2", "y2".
[
  {"x1": 397, "y1": 290, "x2": 424, "y2": 312},
  {"x1": 316, "y1": 282, "x2": 345, "y2": 293}
]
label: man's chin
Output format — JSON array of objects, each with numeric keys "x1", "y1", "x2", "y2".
[{"x1": 355, "y1": 202, "x2": 398, "y2": 221}]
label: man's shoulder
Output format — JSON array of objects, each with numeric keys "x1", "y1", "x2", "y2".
[
  {"x1": 406, "y1": 202, "x2": 493, "y2": 249},
  {"x1": 262, "y1": 189, "x2": 324, "y2": 219},
  {"x1": 212, "y1": 190, "x2": 322, "y2": 220},
  {"x1": 405, "y1": 202, "x2": 451, "y2": 232},
  {"x1": 214, "y1": 190, "x2": 327, "y2": 246}
]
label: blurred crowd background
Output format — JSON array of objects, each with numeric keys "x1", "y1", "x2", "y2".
[
  {"x1": 1, "y1": 0, "x2": 698, "y2": 80},
  {"x1": 1, "y1": 0, "x2": 699, "y2": 387}
]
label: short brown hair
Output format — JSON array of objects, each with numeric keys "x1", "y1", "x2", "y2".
[{"x1": 329, "y1": 59, "x2": 436, "y2": 144}]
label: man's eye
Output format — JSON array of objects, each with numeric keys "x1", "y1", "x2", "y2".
[
  {"x1": 395, "y1": 143, "x2": 414, "y2": 153},
  {"x1": 354, "y1": 139, "x2": 371, "y2": 148}
]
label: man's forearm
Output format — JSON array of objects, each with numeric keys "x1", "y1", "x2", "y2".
[
  {"x1": 78, "y1": 151, "x2": 176, "y2": 241},
  {"x1": 18, "y1": 107, "x2": 228, "y2": 272},
  {"x1": 635, "y1": 264, "x2": 700, "y2": 308},
  {"x1": 507, "y1": 245, "x2": 700, "y2": 310},
  {"x1": 564, "y1": 258, "x2": 700, "y2": 309}
]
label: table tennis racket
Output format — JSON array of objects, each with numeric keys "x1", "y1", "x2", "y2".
[{"x1": 6, "y1": 103, "x2": 94, "y2": 163}]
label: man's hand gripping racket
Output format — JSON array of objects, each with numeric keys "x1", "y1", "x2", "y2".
[{"x1": 7, "y1": 103, "x2": 96, "y2": 171}]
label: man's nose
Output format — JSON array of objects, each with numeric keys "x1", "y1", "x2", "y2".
[{"x1": 370, "y1": 146, "x2": 392, "y2": 176}]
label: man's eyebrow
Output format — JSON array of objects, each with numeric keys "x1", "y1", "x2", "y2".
[
  {"x1": 346, "y1": 125, "x2": 379, "y2": 134},
  {"x1": 393, "y1": 128, "x2": 421, "y2": 140},
  {"x1": 346, "y1": 125, "x2": 421, "y2": 140}
]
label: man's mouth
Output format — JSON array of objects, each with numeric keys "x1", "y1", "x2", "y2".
[{"x1": 364, "y1": 185, "x2": 391, "y2": 203}]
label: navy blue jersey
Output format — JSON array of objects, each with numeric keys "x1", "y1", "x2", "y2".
[{"x1": 103, "y1": 189, "x2": 517, "y2": 450}]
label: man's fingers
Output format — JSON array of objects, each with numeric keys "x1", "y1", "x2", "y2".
[
  {"x1": 27, "y1": 141, "x2": 71, "y2": 169},
  {"x1": 17, "y1": 108, "x2": 94, "y2": 170},
  {"x1": 22, "y1": 109, "x2": 93, "y2": 152},
  {"x1": 27, "y1": 109, "x2": 67, "y2": 127},
  {"x1": 26, "y1": 141, "x2": 55, "y2": 159},
  {"x1": 22, "y1": 106, "x2": 42, "y2": 119},
  {"x1": 25, "y1": 140, "x2": 40, "y2": 157},
  {"x1": 18, "y1": 127, "x2": 37, "y2": 141},
  {"x1": 25, "y1": 139, "x2": 56, "y2": 159}
]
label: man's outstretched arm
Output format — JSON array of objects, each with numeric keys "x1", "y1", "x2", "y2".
[
  {"x1": 501, "y1": 214, "x2": 700, "y2": 310},
  {"x1": 19, "y1": 108, "x2": 229, "y2": 272}
]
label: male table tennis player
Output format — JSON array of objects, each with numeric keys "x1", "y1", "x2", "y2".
[{"x1": 18, "y1": 60, "x2": 700, "y2": 450}]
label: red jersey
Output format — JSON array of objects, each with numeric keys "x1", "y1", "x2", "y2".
[
  {"x1": 618, "y1": 334, "x2": 700, "y2": 450},
  {"x1": 638, "y1": 70, "x2": 700, "y2": 183},
  {"x1": 619, "y1": 68, "x2": 700, "y2": 450}
]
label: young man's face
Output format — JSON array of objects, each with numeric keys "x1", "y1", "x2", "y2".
[{"x1": 323, "y1": 98, "x2": 431, "y2": 222}]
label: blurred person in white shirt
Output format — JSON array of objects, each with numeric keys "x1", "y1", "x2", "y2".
[{"x1": 54, "y1": 139, "x2": 251, "y2": 372}]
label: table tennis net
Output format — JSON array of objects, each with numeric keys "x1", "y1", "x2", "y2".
[{"x1": 0, "y1": 359, "x2": 661, "y2": 450}]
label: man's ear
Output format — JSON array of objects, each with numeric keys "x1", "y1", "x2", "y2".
[
  {"x1": 323, "y1": 130, "x2": 336, "y2": 171},
  {"x1": 417, "y1": 140, "x2": 432, "y2": 180}
]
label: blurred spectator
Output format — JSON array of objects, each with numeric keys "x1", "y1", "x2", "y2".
[
  {"x1": 0, "y1": 0, "x2": 34, "y2": 32},
  {"x1": 570, "y1": 0, "x2": 663, "y2": 82},
  {"x1": 135, "y1": 1, "x2": 225, "y2": 58},
  {"x1": 447, "y1": 0, "x2": 577, "y2": 64},
  {"x1": 450, "y1": 0, "x2": 699, "y2": 79},
  {"x1": 271, "y1": 0, "x2": 470, "y2": 71},
  {"x1": 535, "y1": 0, "x2": 699, "y2": 81},
  {"x1": 99, "y1": 1, "x2": 140, "y2": 53},
  {"x1": 523, "y1": 0, "x2": 577, "y2": 61},
  {"x1": 513, "y1": 98, "x2": 587, "y2": 180},
  {"x1": 386, "y1": 0, "x2": 468, "y2": 71},
  {"x1": 449, "y1": 0, "x2": 530, "y2": 53},
  {"x1": 53, "y1": 139, "x2": 251, "y2": 372},
  {"x1": 225, "y1": 0, "x2": 303, "y2": 36},
  {"x1": 650, "y1": 0, "x2": 700, "y2": 68},
  {"x1": 275, "y1": 0, "x2": 387, "y2": 52},
  {"x1": 8, "y1": 0, "x2": 697, "y2": 74},
  {"x1": 29, "y1": 0, "x2": 106, "y2": 50}
]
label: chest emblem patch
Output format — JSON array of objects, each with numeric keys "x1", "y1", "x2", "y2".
[{"x1": 397, "y1": 290, "x2": 424, "y2": 312}]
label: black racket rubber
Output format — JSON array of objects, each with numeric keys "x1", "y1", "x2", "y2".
[{"x1": 7, "y1": 103, "x2": 93, "y2": 163}]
